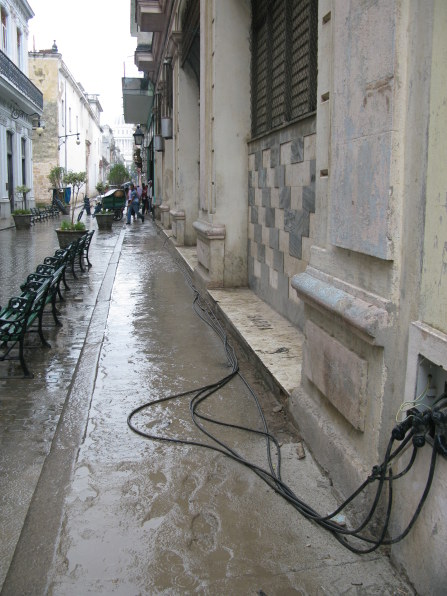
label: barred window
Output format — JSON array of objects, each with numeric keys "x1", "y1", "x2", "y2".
[{"x1": 251, "y1": 0, "x2": 317, "y2": 138}]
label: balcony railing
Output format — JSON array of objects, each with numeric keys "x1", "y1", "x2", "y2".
[{"x1": 0, "y1": 50, "x2": 43, "y2": 109}]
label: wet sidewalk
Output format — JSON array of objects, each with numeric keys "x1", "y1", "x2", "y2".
[{"x1": 0, "y1": 218, "x2": 413, "y2": 594}]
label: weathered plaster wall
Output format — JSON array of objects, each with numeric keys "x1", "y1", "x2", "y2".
[
  {"x1": 194, "y1": 0, "x2": 250, "y2": 287},
  {"x1": 173, "y1": 60, "x2": 199, "y2": 245},
  {"x1": 392, "y1": 1, "x2": 447, "y2": 592},
  {"x1": 29, "y1": 56, "x2": 59, "y2": 203},
  {"x1": 330, "y1": 0, "x2": 396, "y2": 261}
]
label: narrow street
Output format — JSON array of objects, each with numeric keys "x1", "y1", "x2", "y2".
[{"x1": 0, "y1": 218, "x2": 413, "y2": 594}]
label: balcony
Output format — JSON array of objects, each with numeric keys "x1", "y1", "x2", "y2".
[
  {"x1": 0, "y1": 50, "x2": 43, "y2": 115},
  {"x1": 136, "y1": 0, "x2": 169, "y2": 32},
  {"x1": 122, "y1": 76, "x2": 154, "y2": 125},
  {"x1": 135, "y1": 43, "x2": 156, "y2": 77}
]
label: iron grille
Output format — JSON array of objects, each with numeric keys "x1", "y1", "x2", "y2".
[
  {"x1": 251, "y1": 0, "x2": 317, "y2": 137},
  {"x1": 0, "y1": 50, "x2": 43, "y2": 109}
]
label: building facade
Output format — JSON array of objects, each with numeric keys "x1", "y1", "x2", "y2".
[
  {"x1": 129, "y1": 1, "x2": 447, "y2": 592},
  {"x1": 28, "y1": 43, "x2": 103, "y2": 202},
  {"x1": 0, "y1": 0, "x2": 42, "y2": 224},
  {"x1": 112, "y1": 114, "x2": 135, "y2": 171}
]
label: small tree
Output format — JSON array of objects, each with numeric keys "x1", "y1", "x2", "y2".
[
  {"x1": 15, "y1": 185, "x2": 31, "y2": 210},
  {"x1": 96, "y1": 181, "x2": 106, "y2": 197},
  {"x1": 63, "y1": 170, "x2": 87, "y2": 226},
  {"x1": 48, "y1": 166, "x2": 65, "y2": 189},
  {"x1": 108, "y1": 163, "x2": 130, "y2": 187}
]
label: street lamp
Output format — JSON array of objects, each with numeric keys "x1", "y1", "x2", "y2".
[
  {"x1": 58, "y1": 132, "x2": 81, "y2": 151},
  {"x1": 11, "y1": 106, "x2": 45, "y2": 135},
  {"x1": 133, "y1": 125, "x2": 144, "y2": 146}
]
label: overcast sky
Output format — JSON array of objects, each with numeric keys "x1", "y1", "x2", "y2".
[{"x1": 29, "y1": 0, "x2": 140, "y2": 126}]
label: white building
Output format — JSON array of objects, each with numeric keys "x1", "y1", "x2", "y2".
[
  {"x1": 0, "y1": 0, "x2": 42, "y2": 224},
  {"x1": 28, "y1": 43, "x2": 103, "y2": 202},
  {"x1": 111, "y1": 114, "x2": 134, "y2": 172}
]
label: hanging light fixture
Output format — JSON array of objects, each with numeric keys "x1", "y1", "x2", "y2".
[{"x1": 133, "y1": 124, "x2": 144, "y2": 146}]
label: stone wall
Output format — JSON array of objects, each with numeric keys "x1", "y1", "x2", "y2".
[{"x1": 248, "y1": 118, "x2": 316, "y2": 325}]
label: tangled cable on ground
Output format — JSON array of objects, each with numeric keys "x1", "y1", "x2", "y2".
[{"x1": 127, "y1": 246, "x2": 445, "y2": 554}]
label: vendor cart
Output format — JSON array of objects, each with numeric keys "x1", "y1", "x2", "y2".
[{"x1": 99, "y1": 188, "x2": 126, "y2": 220}]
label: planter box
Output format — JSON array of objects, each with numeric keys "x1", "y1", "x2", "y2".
[
  {"x1": 95, "y1": 213, "x2": 115, "y2": 231},
  {"x1": 56, "y1": 228, "x2": 87, "y2": 248},
  {"x1": 12, "y1": 214, "x2": 32, "y2": 229}
]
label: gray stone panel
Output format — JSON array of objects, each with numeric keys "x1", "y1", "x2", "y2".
[
  {"x1": 310, "y1": 159, "x2": 316, "y2": 183},
  {"x1": 248, "y1": 187, "x2": 255, "y2": 206},
  {"x1": 273, "y1": 249, "x2": 284, "y2": 272},
  {"x1": 275, "y1": 165, "x2": 285, "y2": 188},
  {"x1": 258, "y1": 168, "x2": 267, "y2": 188},
  {"x1": 289, "y1": 231, "x2": 302, "y2": 259},
  {"x1": 265, "y1": 207, "x2": 275, "y2": 228},
  {"x1": 255, "y1": 150, "x2": 262, "y2": 171},
  {"x1": 291, "y1": 137, "x2": 304, "y2": 163},
  {"x1": 302, "y1": 184, "x2": 315, "y2": 213},
  {"x1": 257, "y1": 243, "x2": 265, "y2": 263},
  {"x1": 250, "y1": 205, "x2": 258, "y2": 224},
  {"x1": 270, "y1": 144, "x2": 280, "y2": 168},
  {"x1": 269, "y1": 228, "x2": 279, "y2": 250},
  {"x1": 248, "y1": 255, "x2": 254, "y2": 278},
  {"x1": 254, "y1": 223, "x2": 262, "y2": 243},
  {"x1": 279, "y1": 186, "x2": 291, "y2": 209},
  {"x1": 285, "y1": 209, "x2": 309, "y2": 237},
  {"x1": 262, "y1": 188, "x2": 271, "y2": 208},
  {"x1": 260, "y1": 262, "x2": 270, "y2": 294}
]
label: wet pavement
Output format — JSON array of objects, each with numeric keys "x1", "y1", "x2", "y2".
[{"x1": 0, "y1": 215, "x2": 414, "y2": 594}]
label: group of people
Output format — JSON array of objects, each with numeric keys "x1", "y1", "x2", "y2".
[{"x1": 126, "y1": 180, "x2": 154, "y2": 225}]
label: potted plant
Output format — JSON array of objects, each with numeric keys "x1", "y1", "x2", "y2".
[
  {"x1": 12, "y1": 208, "x2": 32, "y2": 229},
  {"x1": 95, "y1": 209, "x2": 115, "y2": 231},
  {"x1": 94, "y1": 182, "x2": 114, "y2": 231},
  {"x1": 56, "y1": 218, "x2": 87, "y2": 248},
  {"x1": 15, "y1": 185, "x2": 31, "y2": 211},
  {"x1": 55, "y1": 170, "x2": 87, "y2": 247}
]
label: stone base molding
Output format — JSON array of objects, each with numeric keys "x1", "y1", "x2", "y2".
[
  {"x1": 192, "y1": 219, "x2": 226, "y2": 289},
  {"x1": 170, "y1": 209, "x2": 185, "y2": 246},
  {"x1": 159, "y1": 204, "x2": 170, "y2": 228}
]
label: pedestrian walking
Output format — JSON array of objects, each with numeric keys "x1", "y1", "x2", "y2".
[
  {"x1": 148, "y1": 180, "x2": 154, "y2": 220},
  {"x1": 126, "y1": 184, "x2": 144, "y2": 224},
  {"x1": 141, "y1": 183, "x2": 149, "y2": 216}
]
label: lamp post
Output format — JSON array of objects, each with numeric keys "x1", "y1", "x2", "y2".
[
  {"x1": 58, "y1": 132, "x2": 81, "y2": 150},
  {"x1": 58, "y1": 132, "x2": 81, "y2": 173}
]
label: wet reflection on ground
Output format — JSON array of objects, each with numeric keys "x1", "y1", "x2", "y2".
[{"x1": 1, "y1": 219, "x2": 412, "y2": 595}]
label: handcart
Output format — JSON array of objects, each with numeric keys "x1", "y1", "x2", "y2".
[{"x1": 99, "y1": 188, "x2": 126, "y2": 221}]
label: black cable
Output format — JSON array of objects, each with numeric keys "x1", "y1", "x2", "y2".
[{"x1": 127, "y1": 241, "x2": 438, "y2": 553}]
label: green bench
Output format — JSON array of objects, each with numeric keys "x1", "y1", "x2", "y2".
[
  {"x1": 0, "y1": 280, "x2": 51, "y2": 378},
  {"x1": 0, "y1": 264, "x2": 66, "y2": 378}
]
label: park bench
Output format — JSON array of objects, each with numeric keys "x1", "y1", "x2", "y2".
[
  {"x1": 0, "y1": 231, "x2": 95, "y2": 378},
  {"x1": 30, "y1": 207, "x2": 46, "y2": 222},
  {"x1": 71, "y1": 230, "x2": 94, "y2": 277},
  {"x1": 0, "y1": 280, "x2": 52, "y2": 378},
  {"x1": 20, "y1": 264, "x2": 67, "y2": 327},
  {"x1": 0, "y1": 263, "x2": 67, "y2": 378}
]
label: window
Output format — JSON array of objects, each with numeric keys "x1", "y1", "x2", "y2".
[
  {"x1": 16, "y1": 28, "x2": 22, "y2": 68},
  {"x1": 251, "y1": 0, "x2": 318, "y2": 137},
  {"x1": 1, "y1": 6, "x2": 7, "y2": 53},
  {"x1": 61, "y1": 100, "x2": 65, "y2": 127},
  {"x1": 21, "y1": 138, "x2": 26, "y2": 185},
  {"x1": 69, "y1": 107, "x2": 72, "y2": 132}
]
